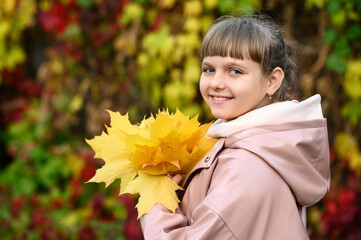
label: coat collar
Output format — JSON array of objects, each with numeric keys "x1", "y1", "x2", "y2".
[{"x1": 206, "y1": 94, "x2": 323, "y2": 139}]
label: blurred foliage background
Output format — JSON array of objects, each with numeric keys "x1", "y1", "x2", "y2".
[{"x1": 0, "y1": 0, "x2": 360, "y2": 239}]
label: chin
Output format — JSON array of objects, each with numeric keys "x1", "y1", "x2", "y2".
[{"x1": 212, "y1": 113, "x2": 234, "y2": 121}]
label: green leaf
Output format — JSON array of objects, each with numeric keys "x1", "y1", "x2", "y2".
[
  {"x1": 347, "y1": 25, "x2": 361, "y2": 40},
  {"x1": 5, "y1": 45, "x2": 26, "y2": 69},
  {"x1": 323, "y1": 28, "x2": 337, "y2": 43},
  {"x1": 121, "y1": 3, "x2": 144, "y2": 25},
  {"x1": 326, "y1": 51, "x2": 348, "y2": 73},
  {"x1": 142, "y1": 26, "x2": 173, "y2": 57},
  {"x1": 135, "y1": 0, "x2": 150, "y2": 3},
  {"x1": 0, "y1": 159, "x2": 37, "y2": 196},
  {"x1": 151, "y1": 82, "x2": 162, "y2": 107},
  {"x1": 305, "y1": 0, "x2": 326, "y2": 9},
  {"x1": 17, "y1": 177, "x2": 37, "y2": 196},
  {"x1": 344, "y1": 61, "x2": 361, "y2": 100},
  {"x1": 327, "y1": 0, "x2": 341, "y2": 14},
  {"x1": 218, "y1": 0, "x2": 255, "y2": 14},
  {"x1": 76, "y1": 0, "x2": 94, "y2": 9},
  {"x1": 60, "y1": 24, "x2": 82, "y2": 41},
  {"x1": 164, "y1": 80, "x2": 196, "y2": 110},
  {"x1": 334, "y1": 36, "x2": 350, "y2": 57},
  {"x1": 184, "y1": 57, "x2": 201, "y2": 83},
  {"x1": 330, "y1": 9, "x2": 346, "y2": 27},
  {"x1": 37, "y1": 157, "x2": 69, "y2": 188},
  {"x1": 341, "y1": 101, "x2": 361, "y2": 126},
  {"x1": 182, "y1": 104, "x2": 202, "y2": 118}
]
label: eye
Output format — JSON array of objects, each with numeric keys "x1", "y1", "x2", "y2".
[
  {"x1": 230, "y1": 69, "x2": 242, "y2": 75},
  {"x1": 202, "y1": 67, "x2": 215, "y2": 73}
]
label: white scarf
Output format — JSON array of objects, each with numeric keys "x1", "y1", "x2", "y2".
[{"x1": 207, "y1": 94, "x2": 324, "y2": 139}]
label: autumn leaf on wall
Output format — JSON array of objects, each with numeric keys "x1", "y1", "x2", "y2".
[{"x1": 86, "y1": 109, "x2": 216, "y2": 218}]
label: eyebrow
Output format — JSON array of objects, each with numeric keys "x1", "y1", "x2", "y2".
[
  {"x1": 201, "y1": 61, "x2": 211, "y2": 66},
  {"x1": 201, "y1": 60, "x2": 249, "y2": 71}
]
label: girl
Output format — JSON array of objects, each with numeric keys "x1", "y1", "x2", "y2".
[{"x1": 140, "y1": 15, "x2": 330, "y2": 240}]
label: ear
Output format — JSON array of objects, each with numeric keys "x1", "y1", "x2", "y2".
[{"x1": 266, "y1": 67, "x2": 284, "y2": 96}]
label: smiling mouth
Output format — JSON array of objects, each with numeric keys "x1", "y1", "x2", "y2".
[
  {"x1": 213, "y1": 96, "x2": 230, "y2": 101},
  {"x1": 211, "y1": 95, "x2": 233, "y2": 103}
]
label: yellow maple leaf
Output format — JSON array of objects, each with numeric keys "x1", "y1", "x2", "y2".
[
  {"x1": 125, "y1": 109, "x2": 216, "y2": 177},
  {"x1": 122, "y1": 171, "x2": 183, "y2": 218},
  {"x1": 86, "y1": 109, "x2": 217, "y2": 218}
]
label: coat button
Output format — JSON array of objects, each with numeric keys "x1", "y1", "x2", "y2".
[{"x1": 204, "y1": 157, "x2": 210, "y2": 162}]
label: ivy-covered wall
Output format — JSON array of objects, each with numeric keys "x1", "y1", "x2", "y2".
[{"x1": 0, "y1": 0, "x2": 360, "y2": 239}]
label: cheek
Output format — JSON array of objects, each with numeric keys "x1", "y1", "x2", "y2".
[{"x1": 199, "y1": 78, "x2": 208, "y2": 100}]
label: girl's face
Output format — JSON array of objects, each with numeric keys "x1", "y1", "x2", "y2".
[{"x1": 200, "y1": 56, "x2": 270, "y2": 120}]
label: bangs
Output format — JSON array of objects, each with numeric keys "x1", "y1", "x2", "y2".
[{"x1": 200, "y1": 18, "x2": 271, "y2": 71}]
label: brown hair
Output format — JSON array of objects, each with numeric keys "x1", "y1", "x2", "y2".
[{"x1": 200, "y1": 15, "x2": 300, "y2": 102}]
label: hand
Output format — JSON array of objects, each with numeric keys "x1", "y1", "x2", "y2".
[{"x1": 166, "y1": 173, "x2": 183, "y2": 185}]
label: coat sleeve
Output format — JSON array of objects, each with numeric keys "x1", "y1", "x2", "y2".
[{"x1": 140, "y1": 202, "x2": 236, "y2": 240}]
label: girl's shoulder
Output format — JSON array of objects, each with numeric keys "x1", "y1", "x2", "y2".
[
  {"x1": 216, "y1": 147, "x2": 256, "y2": 163},
  {"x1": 212, "y1": 147, "x2": 286, "y2": 189},
  {"x1": 206, "y1": 147, "x2": 293, "y2": 211}
]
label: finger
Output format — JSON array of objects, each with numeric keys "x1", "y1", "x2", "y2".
[{"x1": 172, "y1": 174, "x2": 183, "y2": 185}]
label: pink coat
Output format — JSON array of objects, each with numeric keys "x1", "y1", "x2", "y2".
[{"x1": 140, "y1": 118, "x2": 330, "y2": 239}]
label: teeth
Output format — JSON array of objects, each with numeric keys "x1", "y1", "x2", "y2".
[{"x1": 213, "y1": 96, "x2": 228, "y2": 101}]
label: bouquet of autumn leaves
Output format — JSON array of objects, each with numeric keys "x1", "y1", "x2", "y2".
[{"x1": 86, "y1": 109, "x2": 216, "y2": 218}]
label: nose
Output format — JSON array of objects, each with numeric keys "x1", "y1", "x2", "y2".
[{"x1": 209, "y1": 72, "x2": 226, "y2": 89}]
